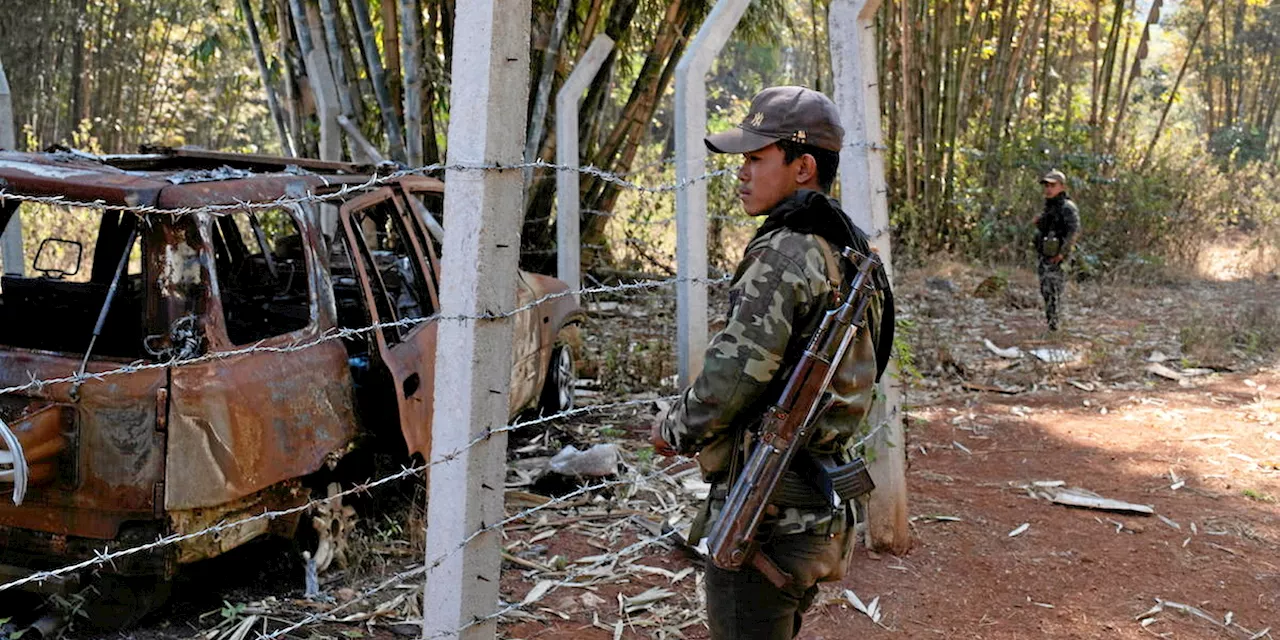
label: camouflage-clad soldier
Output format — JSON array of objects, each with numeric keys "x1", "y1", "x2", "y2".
[
  {"x1": 1033, "y1": 169, "x2": 1081, "y2": 331},
  {"x1": 651, "y1": 86, "x2": 894, "y2": 640}
]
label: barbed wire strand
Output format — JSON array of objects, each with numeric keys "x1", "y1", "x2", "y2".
[
  {"x1": 0, "y1": 274, "x2": 731, "y2": 399},
  {"x1": 0, "y1": 161, "x2": 735, "y2": 217},
  {"x1": 257, "y1": 413, "x2": 895, "y2": 638},
  {"x1": 258, "y1": 458, "x2": 690, "y2": 640},
  {"x1": 0, "y1": 395, "x2": 675, "y2": 593}
]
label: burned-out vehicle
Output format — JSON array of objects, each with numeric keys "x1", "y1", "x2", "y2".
[{"x1": 0, "y1": 148, "x2": 582, "y2": 596}]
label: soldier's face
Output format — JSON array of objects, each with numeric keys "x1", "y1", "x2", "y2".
[
  {"x1": 737, "y1": 144, "x2": 804, "y2": 215},
  {"x1": 1043, "y1": 181, "x2": 1064, "y2": 198}
]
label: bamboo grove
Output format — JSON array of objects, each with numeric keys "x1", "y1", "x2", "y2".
[{"x1": 0, "y1": 0, "x2": 1277, "y2": 272}]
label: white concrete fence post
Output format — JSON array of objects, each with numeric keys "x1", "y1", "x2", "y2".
[
  {"x1": 555, "y1": 35, "x2": 614, "y2": 299},
  {"x1": 0, "y1": 58, "x2": 23, "y2": 277},
  {"x1": 674, "y1": 0, "x2": 751, "y2": 386},
  {"x1": 830, "y1": 0, "x2": 911, "y2": 553},
  {"x1": 420, "y1": 0, "x2": 531, "y2": 636}
]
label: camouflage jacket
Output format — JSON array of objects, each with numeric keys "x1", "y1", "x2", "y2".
[
  {"x1": 1035, "y1": 193, "x2": 1081, "y2": 258},
  {"x1": 660, "y1": 191, "x2": 884, "y2": 536}
]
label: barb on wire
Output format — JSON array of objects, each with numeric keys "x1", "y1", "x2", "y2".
[
  {"x1": 0, "y1": 274, "x2": 730, "y2": 399},
  {"x1": 0, "y1": 395, "x2": 671, "y2": 594},
  {"x1": 0, "y1": 161, "x2": 734, "y2": 217},
  {"x1": 261, "y1": 409, "x2": 896, "y2": 640},
  {"x1": 259, "y1": 457, "x2": 691, "y2": 640}
]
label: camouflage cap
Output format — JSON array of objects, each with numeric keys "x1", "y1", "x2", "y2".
[
  {"x1": 1040, "y1": 169, "x2": 1067, "y2": 185},
  {"x1": 705, "y1": 86, "x2": 844, "y2": 154}
]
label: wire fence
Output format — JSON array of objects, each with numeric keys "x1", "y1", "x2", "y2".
[{"x1": 0, "y1": 157, "x2": 897, "y2": 639}]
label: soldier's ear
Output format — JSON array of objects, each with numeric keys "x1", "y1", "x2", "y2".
[{"x1": 796, "y1": 153, "x2": 818, "y2": 185}]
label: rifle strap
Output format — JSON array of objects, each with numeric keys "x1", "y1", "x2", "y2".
[{"x1": 749, "y1": 551, "x2": 795, "y2": 591}]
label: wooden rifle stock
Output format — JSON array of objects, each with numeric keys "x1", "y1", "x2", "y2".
[{"x1": 706, "y1": 248, "x2": 880, "y2": 582}]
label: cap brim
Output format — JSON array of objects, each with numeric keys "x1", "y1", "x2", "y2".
[
  {"x1": 1039, "y1": 179, "x2": 1061, "y2": 185},
  {"x1": 705, "y1": 127, "x2": 781, "y2": 154}
]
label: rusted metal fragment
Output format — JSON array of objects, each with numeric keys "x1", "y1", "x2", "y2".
[
  {"x1": 0, "y1": 404, "x2": 70, "y2": 489},
  {"x1": 0, "y1": 349, "x2": 165, "y2": 540},
  {"x1": 169, "y1": 480, "x2": 308, "y2": 565}
]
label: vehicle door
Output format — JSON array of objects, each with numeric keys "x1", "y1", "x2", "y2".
[
  {"x1": 397, "y1": 182, "x2": 539, "y2": 417},
  {"x1": 338, "y1": 188, "x2": 439, "y2": 459}
]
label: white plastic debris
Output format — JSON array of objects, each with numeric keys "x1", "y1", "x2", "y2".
[
  {"x1": 1031, "y1": 348, "x2": 1078, "y2": 364},
  {"x1": 548, "y1": 444, "x2": 621, "y2": 477},
  {"x1": 1008, "y1": 523, "x2": 1030, "y2": 537},
  {"x1": 983, "y1": 339, "x2": 1023, "y2": 359}
]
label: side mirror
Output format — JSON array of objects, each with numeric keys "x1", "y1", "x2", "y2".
[{"x1": 33, "y1": 238, "x2": 83, "y2": 279}]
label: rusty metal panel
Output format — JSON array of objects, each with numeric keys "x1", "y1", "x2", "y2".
[
  {"x1": 0, "y1": 351, "x2": 166, "y2": 540},
  {"x1": 165, "y1": 209, "x2": 358, "y2": 510},
  {"x1": 0, "y1": 151, "x2": 166, "y2": 207}
]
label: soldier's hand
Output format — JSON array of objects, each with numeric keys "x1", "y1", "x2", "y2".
[
  {"x1": 1049, "y1": 254, "x2": 1064, "y2": 264},
  {"x1": 650, "y1": 421, "x2": 677, "y2": 457},
  {"x1": 650, "y1": 404, "x2": 678, "y2": 457}
]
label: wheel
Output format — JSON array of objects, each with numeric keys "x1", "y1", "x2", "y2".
[
  {"x1": 310, "y1": 482, "x2": 357, "y2": 573},
  {"x1": 538, "y1": 343, "x2": 575, "y2": 415}
]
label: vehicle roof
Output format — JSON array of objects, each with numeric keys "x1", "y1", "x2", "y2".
[{"x1": 0, "y1": 147, "x2": 439, "y2": 211}]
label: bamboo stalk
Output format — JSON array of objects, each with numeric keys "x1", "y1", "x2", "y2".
[
  {"x1": 401, "y1": 0, "x2": 424, "y2": 167},
  {"x1": 349, "y1": 0, "x2": 406, "y2": 162},
  {"x1": 241, "y1": 0, "x2": 296, "y2": 156}
]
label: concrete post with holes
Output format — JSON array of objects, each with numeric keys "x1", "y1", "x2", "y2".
[
  {"x1": 0, "y1": 58, "x2": 23, "y2": 277},
  {"x1": 420, "y1": 0, "x2": 530, "y2": 637},
  {"x1": 555, "y1": 35, "x2": 613, "y2": 298},
  {"x1": 674, "y1": 0, "x2": 750, "y2": 386},
  {"x1": 830, "y1": 0, "x2": 910, "y2": 553}
]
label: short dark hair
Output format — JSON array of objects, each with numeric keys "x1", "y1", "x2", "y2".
[{"x1": 776, "y1": 139, "x2": 840, "y2": 192}]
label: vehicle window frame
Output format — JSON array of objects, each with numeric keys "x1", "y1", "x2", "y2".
[
  {"x1": 337, "y1": 188, "x2": 437, "y2": 349},
  {"x1": 206, "y1": 206, "x2": 320, "y2": 349},
  {"x1": 398, "y1": 187, "x2": 443, "y2": 303}
]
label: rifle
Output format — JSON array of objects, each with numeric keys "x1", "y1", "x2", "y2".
[{"x1": 706, "y1": 246, "x2": 880, "y2": 589}]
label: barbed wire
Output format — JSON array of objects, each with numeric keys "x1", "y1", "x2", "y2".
[
  {"x1": 0, "y1": 274, "x2": 730, "y2": 399},
  {"x1": 0, "y1": 395, "x2": 675, "y2": 593},
  {"x1": 258, "y1": 458, "x2": 691, "y2": 640},
  {"x1": 0, "y1": 160, "x2": 735, "y2": 217},
  {"x1": 256, "y1": 407, "x2": 896, "y2": 638}
]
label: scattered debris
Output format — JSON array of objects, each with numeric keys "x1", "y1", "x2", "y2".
[
  {"x1": 1067, "y1": 379, "x2": 1096, "y2": 392},
  {"x1": 911, "y1": 514, "x2": 963, "y2": 523},
  {"x1": 843, "y1": 589, "x2": 884, "y2": 625},
  {"x1": 1008, "y1": 523, "x2": 1030, "y2": 537},
  {"x1": 1032, "y1": 486, "x2": 1154, "y2": 515},
  {"x1": 547, "y1": 444, "x2": 621, "y2": 477},
  {"x1": 924, "y1": 276, "x2": 959, "y2": 294},
  {"x1": 1030, "y1": 348, "x2": 1079, "y2": 364},
  {"x1": 983, "y1": 339, "x2": 1023, "y2": 359}
]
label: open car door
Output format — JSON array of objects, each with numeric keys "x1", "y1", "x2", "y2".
[{"x1": 337, "y1": 188, "x2": 440, "y2": 459}]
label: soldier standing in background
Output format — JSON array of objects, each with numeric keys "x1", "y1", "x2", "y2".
[
  {"x1": 1034, "y1": 169, "x2": 1080, "y2": 332},
  {"x1": 650, "y1": 86, "x2": 894, "y2": 639}
]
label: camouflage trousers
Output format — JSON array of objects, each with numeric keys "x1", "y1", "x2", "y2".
[
  {"x1": 704, "y1": 527, "x2": 850, "y2": 640},
  {"x1": 1038, "y1": 258, "x2": 1065, "y2": 331}
]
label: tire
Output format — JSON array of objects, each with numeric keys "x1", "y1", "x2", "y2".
[{"x1": 538, "y1": 342, "x2": 575, "y2": 415}]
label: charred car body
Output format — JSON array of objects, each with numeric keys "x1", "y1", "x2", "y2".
[{"x1": 0, "y1": 148, "x2": 582, "y2": 591}]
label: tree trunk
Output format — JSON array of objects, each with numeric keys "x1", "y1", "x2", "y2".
[
  {"x1": 350, "y1": 0, "x2": 406, "y2": 161},
  {"x1": 401, "y1": 0, "x2": 424, "y2": 166},
  {"x1": 1141, "y1": 0, "x2": 1215, "y2": 168},
  {"x1": 381, "y1": 0, "x2": 404, "y2": 123},
  {"x1": 524, "y1": 0, "x2": 572, "y2": 189},
  {"x1": 1108, "y1": 0, "x2": 1161, "y2": 156},
  {"x1": 241, "y1": 0, "x2": 296, "y2": 155},
  {"x1": 319, "y1": 0, "x2": 357, "y2": 119}
]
